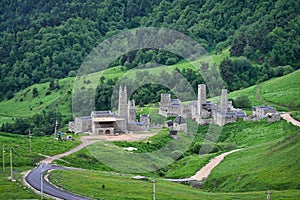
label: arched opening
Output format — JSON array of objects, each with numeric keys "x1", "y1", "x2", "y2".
[
  {"x1": 105, "y1": 130, "x2": 111, "y2": 135},
  {"x1": 98, "y1": 130, "x2": 103, "y2": 135}
]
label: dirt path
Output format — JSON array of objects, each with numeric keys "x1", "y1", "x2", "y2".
[
  {"x1": 190, "y1": 149, "x2": 242, "y2": 181},
  {"x1": 281, "y1": 113, "x2": 300, "y2": 127},
  {"x1": 43, "y1": 132, "x2": 159, "y2": 163},
  {"x1": 256, "y1": 84, "x2": 291, "y2": 111}
]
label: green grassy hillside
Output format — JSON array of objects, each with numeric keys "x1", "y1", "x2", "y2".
[
  {"x1": 0, "y1": 78, "x2": 74, "y2": 124},
  {"x1": 228, "y1": 69, "x2": 300, "y2": 111},
  {"x1": 205, "y1": 130, "x2": 300, "y2": 192},
  {"x1": 50, "y1": 169, "x2": 300, "y2": 200}
]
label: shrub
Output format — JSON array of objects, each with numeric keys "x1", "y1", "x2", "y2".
[{"x1": 6, "y1": 90, "x2": 14, "y2": 100}]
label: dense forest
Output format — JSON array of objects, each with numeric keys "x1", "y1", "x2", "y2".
[{"x1": 0, "y1": 0, "x2": 299, "y2": 100}]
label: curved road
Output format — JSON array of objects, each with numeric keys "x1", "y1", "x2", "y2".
[
  {"x1": 25, "y1": 163, "x2": 91, "y2": 200},
  {"x1": 25, "y1": 133, "x2": 159, "y2": 200}
]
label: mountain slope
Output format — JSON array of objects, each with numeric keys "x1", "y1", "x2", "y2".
[
  {"x1": 205, "y1": 130, "x2": 300, "y2": 192},
  {"x1": 0, "y1": 0, "x2": 299, "y2": 99},
  {"x1": 228, "y1": 69, "x2": 300, "y2": 111}
]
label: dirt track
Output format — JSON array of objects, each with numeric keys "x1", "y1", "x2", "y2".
[
  {"x1": 190, "y1": 149, "x2": 242, "y2": 181},
  {"x1": 281, "y1": 113, "x2": 300, "y2": 127},
  {"x1": 43, "y1": 132, "x2": 158, "y2": 163}
]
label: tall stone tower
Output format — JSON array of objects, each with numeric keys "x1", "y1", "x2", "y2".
[
  {"x1": 160, "y1": 93, "x2": 171, "y2": 108},
  {"x1": 128, "y1": 100, "x2": 136, "y2": 123},
  {"x1": 118, "y1": 85, "x2": 128, "y2": 132},
  {"x1": 197, "y1": 84, "x2": 206, "y2": 116},
  {"x1": 220, "y1": 89, "x2": 228, "y2": 113}
]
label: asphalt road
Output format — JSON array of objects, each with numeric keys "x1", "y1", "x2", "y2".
[{"x1": 25, "y1": 163, "x2": 91, "y2": 200}]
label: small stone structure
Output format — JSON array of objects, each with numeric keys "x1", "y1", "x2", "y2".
[
  {"x1": 69, "y1": 85, "x2": 150, "y2": 135},
  {"x1": 252, "y1": 106, "x2": 275, "y2": 119},
  {"x1": 251, "y1": 105, "x2": 280, "y2": 122},
  {"x1": 267, "y1": 112, "x2": 281, "y2": 122},
  {"x1": 173, "y1": 115, "x2": 187, "y2": 133},
  {"x1": 159, "y1": 84, "x2": 247, "y2": 126}
]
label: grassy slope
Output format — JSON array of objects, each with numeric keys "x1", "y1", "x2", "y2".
[
  {"x1": 50, "y1": 169, "x2": 300, "y2": 200},
  {"x1": 0, "y1": 132, "x2": 81, "y2": 199},
  {"x1": 228, "y1": 70, "x2": 300, "y2": 111},
  {"x1": 260, "y1": 70, "x2": 300, "y2": 110},
  {"x1": 0, "y1": 78, "x2": 74, "y2": 124},
  {"x1": 0, "y1": 132, "x2": 81, "y2": 171},
  {"x1": 205, "y1": 130, "x2": 300, "y2": 192},
  {"x1": 0, "y1": 174, "x2": 42, "y2": 200},
  {"x1": 291, "y1": 111, "x2": 300, "y2": 122}
]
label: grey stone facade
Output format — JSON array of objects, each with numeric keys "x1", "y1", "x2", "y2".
[
  {"x1": 159, "y1": 84, "x2": 247, "y2": 126},
  {"x1": 251, "y1": 106, "x2": 281, "y2": 122},
  {"x1": 69, "y1": 85, "x2": 150, "y2": 135}
]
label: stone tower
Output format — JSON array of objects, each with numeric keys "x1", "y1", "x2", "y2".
[
  {"x1": 160, "y1": 93, "x2": 171, "y2": 108},
  {"x1": 118, "y1": 85, "x2": 128, "y2": 132},
  {"x1": 128, "y1": 100, "x2": 136, "y2": 123},
  {"x1": 220, "y1": 89, "x2": 228, "y2": 113},
  {"x1": 197, "y1": 84, "x2": 206, "y2": 116}
]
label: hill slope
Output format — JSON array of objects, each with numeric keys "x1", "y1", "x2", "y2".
[
  {"x1": 0, "y1": 0, "x2": 299, "y2": 99},
  {"x1": 205, "y1": 129, "x2": 300, "y2": 192},
  {"x1": 228, "y1": 69, "x2": 300, "y2": 111}
]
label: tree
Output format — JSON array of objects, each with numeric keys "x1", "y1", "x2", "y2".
[
  {"x1": 233, "y1": 96, "x2": 251, "y2": 109},
  {"x1": 32, "y1": 87, "x2": 39, "y2": 97},
  {"x1": 6, "y1": 90, "x2": 14, "y2": 100}
]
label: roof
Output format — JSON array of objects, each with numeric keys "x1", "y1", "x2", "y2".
[
  {"x1": 75, "y1": 116, "x2": 91, "y2": 121},
  {"x1": 92, "y1": 117, "x2": 116, "y2": 122},
  {"x1": 170, "y1": 103, "x2": 180, "y2": 108},
  {"x1": 91, "y1": 111, "x2": 115, "y2": 117},
  {"x1": 171, "y1": 99, "x2": 181, "y2": 103},
  {"x1": 173, "y1": 116, "x2": 186, "y2": 124},
  {"x1": 253, "y1": 106, "x2": 275, "y2": 110}
]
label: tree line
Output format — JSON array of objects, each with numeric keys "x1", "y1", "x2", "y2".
[{"x1": 0, "y1": 0, "x2": 299, "y2": 100}]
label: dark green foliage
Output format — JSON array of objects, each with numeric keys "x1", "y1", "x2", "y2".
[
  {"x1": 1, "y1": 107, "x2": 61, "y2": 135},
  {"x1": 220, "y1": 57, "x2": 257, "y2": 91},
  {"x1": 0, "y1": 0, "x2": 299, "y2": 100},
  {"x1": 32, "y1": 87, "x2": 39, "y2": 97},
  {"x1": 6, "y1": 90, "x2": 14, "y2": 100},
  {"x1": 233, "y1": 96, "x2": 252, "y2": 109}
]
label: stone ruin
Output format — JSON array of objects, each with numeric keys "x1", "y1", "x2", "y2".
[
  {"x1": 159, "y1": 84, "x2": 247, "y2": 126},
  {"x1": 69, "y1": 85, "x2": 150, "y2": 135}
]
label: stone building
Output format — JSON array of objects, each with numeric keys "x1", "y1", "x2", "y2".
[
  {"x1": 252, "y1": 106, "x2": 275, "y2": 119},
  {"x1": 159, "y1": 95, "x2": 181, "y2": 117},
  {"x1": 69, "y1": 116, "x2": 92, "y2": 133},
  {"x1": 172, "y1": 115, "x2": 187, "y2": 133},
  {"x1": 69, "y1": 85, "x2": 150, "y2": 135},
  {"x1": 159, "y1": 84, "x2": 247, "y2": 126},
  {"x1": 252, "y1": 106, "x2": 280, "y2": 122},
  {"x1": 267, "y1": 112, "x2": 281, "y2": 122}
]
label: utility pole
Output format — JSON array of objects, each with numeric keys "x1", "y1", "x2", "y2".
[
  {"x1": 54, "y1": 120, "x2": 58, "y2": 140},
  {"x1": 153, "y1": 178, "x2": 156, "y2": 200},
  {"x1": 29, "y1": 129, "x2": 32, "y2": 155},
  {"x1": 2, "y1": 144, "x2": 5, "y2": 174},
  {"x1": 267, "y1": 189, "x2": 271, "y2": 200},
  {"x1": 10, "y1": 146, "x2": 13, "y2": 180}
]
